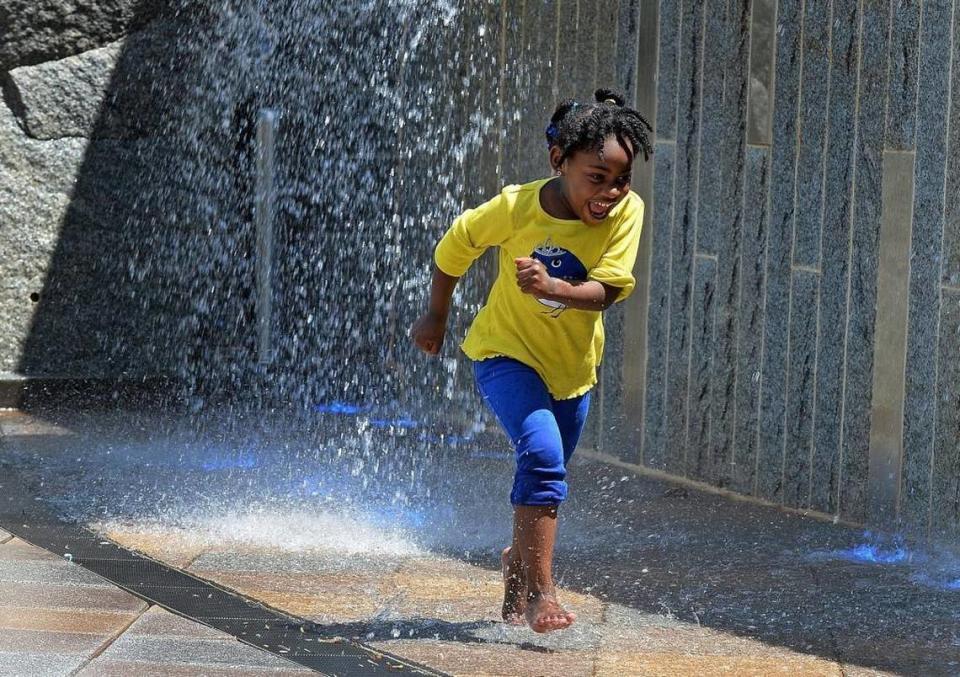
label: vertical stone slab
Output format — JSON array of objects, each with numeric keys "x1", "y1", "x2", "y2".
[
  {"x1": 556, "y1": 0, "x2": 581, "y2": 99},
  {"x1": 642, "y1": 142, "x2": 676, "y2": 469},
  {"x1": 809, "y1": 0, "x2": 859, "y2": 515},
  {"x1": 885, "y1": 0, "x2": 920, "y2": 150},
  {"x1": 615, "y1": 0, "x2": 642, "y2": 104},
  {"x1": 596, "y1": 0, "x2": 621, "y2": 90},
  {"x1": 732, "y1": 147, "x2": 770, "y2": 494},
  {"x1": 931, "y1": 289, "x2": 960, "y2": 538},
  {"x1": 575, "y1": 0, "x2": 599, "y2": 96},
  {"x1": 900, "y1": 0, "x2": 951, "y2": 534},
  {"x1": 620, "y1": 0, "x2": 661, "y2": 463},
  {"x1": 664, "y1": 0, "x2": 706, "y2": 476},
  {"x1": 655, "y1": 0, "x2": 682, "y2": 139},
  {"x1": 782, "y1": 269, "x2": 819, "y2": 509},
  {"x1": 791, "y1": 0, "x2": 830, "y2": 267},
  {"x1": 868, "y1": 151, "x2": 913, "y2": 528},
  {"x1": 840, "y1": 0, "x2": 890, "y2": 525},
  {"x1": 686, "y1": 256, "x2": 717, "y2": 481},
  {"x1": 500, "y1": 1, "x2": 527, "y2": 185},
  {"x1": 477, "y1": 0, "x2": 506, "y2": 200},
  {"x1": 694, "y1": 0, "x2": 728, "y2": 256},
  {"x1": 747, "y1": 0, "x2": 776, "y2": 145},
  {"x1": 708, "y1": 0, "x2": 751, "y2": 488},
  {"x1": 516, "y1": 0, "x2": 556, "y2": 184},
  {"x1": 757, "y1": 0, "x2": 803, "y2": 503},
  {"x1": 943, "y1": 0, "x2": 960, "y2": 288}
]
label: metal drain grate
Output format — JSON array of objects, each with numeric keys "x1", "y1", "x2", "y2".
[{"x1": 0, "y1": 467, "x2": 446, "y2": 676}]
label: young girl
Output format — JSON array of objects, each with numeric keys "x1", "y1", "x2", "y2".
[{"x1": 411, "y1": 89, "x2": 652, "y2": 633}]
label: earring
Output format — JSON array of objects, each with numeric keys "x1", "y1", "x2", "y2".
[{"x1": 555, "y1": 169, "x2": 562, "y2": 176}]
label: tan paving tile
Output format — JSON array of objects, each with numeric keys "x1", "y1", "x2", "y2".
[
  {"x1": 0, "y1": 607, "x2": 137, "y2": 635},
  {"x1": 600, "y1": 624, "x2": 814, "y2": 657},
  {"x1": 0, "y1": 581, "x2": 147, "y2": 613},
  {"x1": 0, "y1": 528, "x2": 11, "y2": 543},
  {"x1": 0, "y1": 628, "x2": 111, "y2": 655},
  {"x1": 594, "y1": 651, "x2": 842, "y2": 676},
  {"x1": 120, "y1": 606, "x2": 234, "y2": 640},
  {"x1": 78, "y1": 660, "x2": 313, "y2": 676},
  {"x1": 0, "y1": 537, "x2": 68, "y2": 562},
  {"x1": 0, "y1": 411, "x2": 73, "y2": 436},
  {"x1": 370, "y1": 639, "x2": 595, "y2": 677}
]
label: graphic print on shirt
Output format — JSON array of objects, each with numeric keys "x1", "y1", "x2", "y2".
[{"x1": 530, "y1": 236, "x2": 588, "y2": 318}]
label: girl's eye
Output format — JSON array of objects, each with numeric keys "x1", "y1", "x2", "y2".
[
  {"x1": 616, "y1": 175, "x2": 631, "y2": 187},
  {"x1": 589, "y1": 174, "x2": 604, "y2": 183}
]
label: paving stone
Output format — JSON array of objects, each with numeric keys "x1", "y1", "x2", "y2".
[
  {"x1": 121, "y1": 606, "x2": 234, "y2": 641},
  {"x1": 0, "y1": 537, "x2": 63, "y2": 562},
  {"x1": 0, "y1": 608, "x2": 136, "y2": 635},
  {"x1": 0, "y1": 558, "x2": 117, "y2": 587},
  {"x1": 369, "y1": 639, "x2": 595, "y2": 677},
  {"x1": 0, "y1": 650, "x2": 88, "y2": 677},
  {"x1": 594, "y1": 650, "x2": 841, "y2": 676},
  {"x1": 78, "y1": 660, "x2": 313, "y2": 676},
  {"x1": 0, "y1": 628, "x2": 110, "y2": 655},
  {"x1": 0, "y1": 580, "x2": 146, "y2": 613},
  {"x1": 90, "y1": 634, "x2": 308, "y2": 669},
  {"x1": 0, "y1": 528, "x2": 10, "y2": 542}
]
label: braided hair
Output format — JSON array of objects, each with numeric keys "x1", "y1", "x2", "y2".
[{"x1": 544, "y1": 88, "x2": 653, "y2": 165}]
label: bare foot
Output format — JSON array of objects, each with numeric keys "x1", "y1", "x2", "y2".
[
  {"x1": 525, "y1": 592, "x2": 576, "y2": 633},
  {"x1": 501, "y1": 547, "x2": 526, "y2": 624}
]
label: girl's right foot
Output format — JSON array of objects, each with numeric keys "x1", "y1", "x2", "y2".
[
  {"x1": 524, "y1": 592, "x2": 576, "y2": 633},
  {"x1": 500, "y1": 547, "x2": 526, "y2": 624}
]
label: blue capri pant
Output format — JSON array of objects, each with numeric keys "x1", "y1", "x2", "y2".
[{"x1": 473, "y1": 357, "x2": 591, "y2": 506}]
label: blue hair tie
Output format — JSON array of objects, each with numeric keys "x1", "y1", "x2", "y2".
[{"x1": 544, "y1": 122, "x2": 558, "y2": 147}]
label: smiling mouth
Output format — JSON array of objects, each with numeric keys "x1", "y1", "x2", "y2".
[{"x1": 587, "y1": 200, "x2": 613, "y2": 219}]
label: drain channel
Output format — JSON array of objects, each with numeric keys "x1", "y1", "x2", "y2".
[{"x1": 0, "y1": 468, "x2": 445, "y2": 677}]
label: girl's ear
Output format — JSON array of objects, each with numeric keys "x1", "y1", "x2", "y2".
[{"x1": 548, "y1": 146, "x2": 563, "y2": 174}]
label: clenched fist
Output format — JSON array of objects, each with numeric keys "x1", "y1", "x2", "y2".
[{"x1": 515, "y1": 257, "x2": 557, "y2": 298}]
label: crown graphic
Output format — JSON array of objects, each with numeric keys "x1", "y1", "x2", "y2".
[{"x1": 534, "y1": 237, "x2": 565, "y2": 257}]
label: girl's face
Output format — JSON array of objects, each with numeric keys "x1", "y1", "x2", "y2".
[{"x1": 551, "y1": 135, "x2": 633, "y2": 225}]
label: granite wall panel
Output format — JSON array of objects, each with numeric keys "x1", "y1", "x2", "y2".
[
  {"x1": 840, "y1": 0, "x2": 890, "y2": 525},
  {"x1": 642, "y1": 142, "x2": 676, "y2": 469},
  {"x1": 694, "y1": 0, "x2": 727, "y2": 256},
  {"x1": 615, "y1": 0, "x2": 641, "y2": 103},
  {"x1": 756, "y1": 0, "x2": 803, "y2": 503},
  {"x1": 732, "y1": 147, "x2": 770, "y2": 494},
  {"x1": 686, "y1": 256, "x2": 717, "y2": 481},
  {"x1": 809, "y1": 0, "x2": 859, "y2": 515},
  {"x1": 783, "y1": 270, "x2": 819, "y2": 508},
  {"x1": 944, "y1": 1, "x2": 960, "y2": 289},
  {"x1": 900, "y1": 0, "x2": 952, "y2": 534},
  {"x1": 655, "y1": 0, "x2": 681, "y2": 139},
  {"x1": 931, "y1": 289, "x2": 960, "y2": 538},
  {"x1": 885, "y1": 0, "x2": 920, "y2": 151},
  {"x1": 791, "y1": 0, "x2": 830, "y2": 268},
  {"x1": 746, "y1": 0, "x2": 776, "y2": 145},
  {"x1": 663, "y1": 0, "x2": 706, "y2": 476}
]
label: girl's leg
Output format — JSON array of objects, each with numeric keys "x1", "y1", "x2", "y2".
[{"x1": 474, "y1": 357, "x2": 576, "y2": 632}]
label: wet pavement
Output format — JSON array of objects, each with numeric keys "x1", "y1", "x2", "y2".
[{"x1": 1, "y1": 408, "x2": 959, "y2": 676}]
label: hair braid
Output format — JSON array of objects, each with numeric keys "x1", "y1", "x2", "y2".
[{"x1": 544, "y1": 88, "x2": 653, "y2": 164}]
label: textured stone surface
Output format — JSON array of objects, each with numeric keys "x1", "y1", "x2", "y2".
[
  {"x1": 654, "y1": 0, "x2": 681, "y2": 139},
  {"x1": 783, "y1": 270, "x2": 818, "y2": 508},
  {"x1": 615, "y1": 0, "x2": 641, "y2": 105},
  {"x1": 885, "y1": 0, "x2": 921, "y2": 150},
  {"x1": 791, "y1": 0, "x2": 830, "y2": 268},
  {"x1": 642, "y1": 143, "x2": 674, "y2": 469},
  {"x1": 7, "y1": 42, "x2": 122, "y2": 139},
  {"x1": 809, "y1": 0, "x2": 859, "y2": 515},
  {"x1": 900, "y1": 0, "x2": 952, "y2": 533},
  {"x1": 664, "y1": 0, "x2": 705, "y2": 477},
  {"x1": 731, "y1": 147, "x2": 769, "y2": 494},
  {"x1": 747, "y1": 0, "x2": 776, "y2": 145},
  {"x1": 840, "y1": 0, "x2": 890, "y2": 525},
  {"x1": 685, "y1": 257, "x2": 716, "y2": 481},
  {"x1": 930, "y1": 288, "x2": 960, "y2": 538},
  {"x1": 757, "y1": 0, "x2": 803, "y2": 503},
  {"x1": 0, "y1": 0, "x2": 167, "y2": 71},
  {"x1": 944, "y1": 0, "x2": 960, "y2": 288}
]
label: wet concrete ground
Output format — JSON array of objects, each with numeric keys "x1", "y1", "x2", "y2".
[{"x1": 1, "y1": 407, "x2": 959, "y2": 675}]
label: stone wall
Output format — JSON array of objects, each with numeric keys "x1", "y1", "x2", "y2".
[{"x1": 2, "y1": 0, "x2": 957, "y2": 538}]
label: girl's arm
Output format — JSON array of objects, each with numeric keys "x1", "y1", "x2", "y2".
[
  {"x1": 515, "y1": 257, "x2": 622, "y2": 311},
  {"x1": 410, "y1": 266, "x2": 460, "y2": 355}
]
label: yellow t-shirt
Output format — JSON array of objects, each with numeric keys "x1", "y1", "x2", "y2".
[{"x1": 434, "y1": 178, "x2": 644, "y2": 399}]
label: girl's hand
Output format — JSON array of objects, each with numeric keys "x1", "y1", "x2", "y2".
[
  {"x1": 409, "y1": 311, "x2": 447, "y2": 355},
  {"x1": 515, "y1": 257, "x2": 557, "y2": 298}
]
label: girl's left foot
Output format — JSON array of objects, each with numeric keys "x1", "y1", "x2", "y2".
[
  {"x1": 500, "y1": 547, "x2": 526, "y2": 624},
  {"x1": 525, "y1": 592, "x2": 576, "y2": 633}
]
